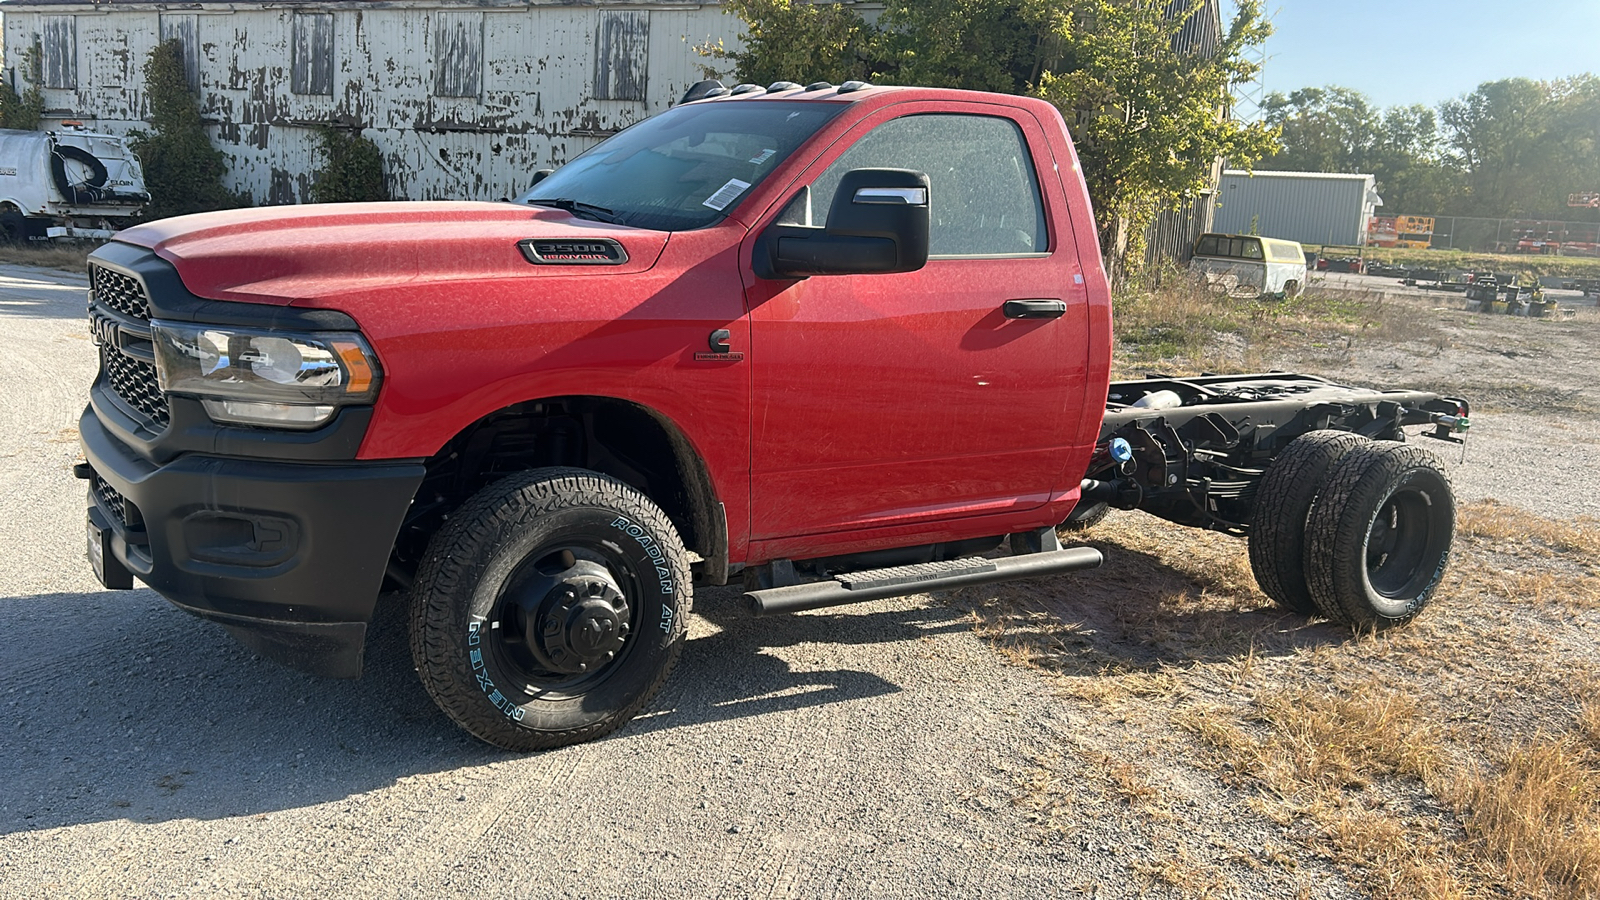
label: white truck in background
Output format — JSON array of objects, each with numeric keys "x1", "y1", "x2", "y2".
[{"x1": 0, "y1": 125, "x2": 149, "y2": 242}]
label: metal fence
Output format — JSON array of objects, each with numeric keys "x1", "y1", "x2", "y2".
[{"x1": 1414, "y1": 216, "x2": 1600, "y2": 256}]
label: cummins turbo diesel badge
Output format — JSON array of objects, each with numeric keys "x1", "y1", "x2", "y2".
[{"x1": 518, "y1": 238, "x2": 629, "y2": 266}]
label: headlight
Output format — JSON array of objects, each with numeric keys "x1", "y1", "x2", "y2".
[{"x1": 151, "y1": 321, "x2": 381, "y2": 429}]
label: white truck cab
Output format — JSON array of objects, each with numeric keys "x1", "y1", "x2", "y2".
[
  {"x1": 0, "y1": 125, "x2": 149, "y2": 241},
  {"x1": 1189, "y1": 232, "x2": 1307, "y2": 298}
]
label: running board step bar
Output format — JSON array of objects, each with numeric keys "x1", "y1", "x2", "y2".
[{"x1": 745, "y1": 546, "x2": 1104, "y2": 616}]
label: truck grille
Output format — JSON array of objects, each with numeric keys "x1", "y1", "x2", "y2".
[
  {"x1": 90, "y1": 470, "x2": 143, "y2": 530},
  {"x1": 102, "y1": 346, "x2": 169, "y2": 427},
  {"x1": 89, "y1": 265, "x2": 151, "y2": 321},
  {"x1": 89, "y1": 262, "x2": 169, "y2": 430}
]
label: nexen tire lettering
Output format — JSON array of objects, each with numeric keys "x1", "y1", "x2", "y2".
[{"x1": 612, "y1": 515, "x2": 675, "y2": 594}]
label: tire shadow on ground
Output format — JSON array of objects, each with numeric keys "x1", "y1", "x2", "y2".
[{"x1": 0, "y1": 584, "x2": 957, "y2": 832}]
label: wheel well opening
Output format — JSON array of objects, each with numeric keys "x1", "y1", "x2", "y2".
[{"x1": 387, "y1": 397, "x2": 725, "y2": 590}]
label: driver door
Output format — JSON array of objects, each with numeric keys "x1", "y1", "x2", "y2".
[{"x1": 743, "y1": 105, "x2": 1093, "y2": 544}]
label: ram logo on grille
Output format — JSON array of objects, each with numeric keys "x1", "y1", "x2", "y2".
[
  {"x1": 88, "y1": 310, "x2": 120, "y2": 348},
  {"x1": 518, "y1": 238, "x2": 629, "y2": 266}
]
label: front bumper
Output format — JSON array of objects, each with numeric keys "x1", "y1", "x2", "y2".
[{"x1": 80, "y1": 406, "x2": 426, "y2": 677}]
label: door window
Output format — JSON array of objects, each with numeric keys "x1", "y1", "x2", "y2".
[{"x1": 788, "y1": 114, "x2": 1049, "y2": 257}]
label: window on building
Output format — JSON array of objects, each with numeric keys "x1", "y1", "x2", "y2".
[
  {"x1": 433, "y1": 12, "x2": 483, "y2": 99},
  {"x1": 796, "y1": 114, "x2": 1050, "y2": 257},
  {"x1": 41, "y1": 17, "x2": 76, "y2": 90},
  {"x1": 291, "y1": 13, "x2": 335, "y2": 96},
  {"x1": 158, "y1": 15, "x2": 200, "y2": 92},
  {"x1": 594, "y1": 11, "x2": 649, "y2": 102}
]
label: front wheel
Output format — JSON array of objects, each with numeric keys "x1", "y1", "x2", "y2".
[
  {"x1": 409, "y1": 468, "x2": 692, "y2": 751},
  {"x1": 0, "y1": 210, "x2": 27, "y2": 244},
  {"x1": 1304, "y1": 444, "x2": 1455, "y2": 628}
]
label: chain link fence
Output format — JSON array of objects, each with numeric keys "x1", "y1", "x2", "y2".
[{"x1": 1418, "y1": 216, "x2": 1600, "y2": 255}]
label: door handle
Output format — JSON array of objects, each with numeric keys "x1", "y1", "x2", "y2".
[{"x1": 1002, "y1": 298, "x2": 1066, "y2": 319}]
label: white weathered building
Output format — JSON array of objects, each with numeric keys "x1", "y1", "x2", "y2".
[{"x1": 0, "y1": 1, "x2": 747, "y2": 203}]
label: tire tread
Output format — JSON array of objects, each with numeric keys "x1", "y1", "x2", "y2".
[
  {"x1": 1248, "y1": 430, "x2": 1370, "y2": 614},
  {"x1": 407, "y1": 467, "x2": 692, "y2": 751},
  {"x1": 1304, "y1": 444, "x2": 1454, "y2": 627}
]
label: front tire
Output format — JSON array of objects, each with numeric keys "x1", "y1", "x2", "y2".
[
  {"x1": 0, "y1": 210, "x2": 27, "y2": 244},
  {"x1": 1304, "y1": 444, "x2": 1455, "y2": 628},
  {"x1": 409, "y1": 468, "x2": 692, "y2": 751}
]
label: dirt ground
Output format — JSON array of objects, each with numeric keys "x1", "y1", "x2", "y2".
[{"x1": 2, "y1": 265, "x2": 1597, "y2": 899}]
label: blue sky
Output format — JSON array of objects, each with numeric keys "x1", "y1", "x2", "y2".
[{"x1": 1233, "y1": 1, "x2": 1600, "y2": 109}]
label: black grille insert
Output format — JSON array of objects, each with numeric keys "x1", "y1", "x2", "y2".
[
  {"x1": 103, "y1": 348, "x2": 169, "y2": 427},
  {"x1": 90, "y1": 264, "x2": 150, "y2": 321},
  {"x1": 90, "y1": 471, "x2": 143, "y2": 530}
]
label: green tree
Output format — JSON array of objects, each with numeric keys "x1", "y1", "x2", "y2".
[
  {"x1": 310, "y1": 128, "x2": 390, "y2": 203},
  {"x1": 713, "y1": 0, "x2": 1277, "y2": 285},
  {"x1": 706, "y1": 0, "x2": 878, "y2": 86},
  {"x1": 1262, "y1": 86, "x2": 1465, "y2": 217},
  {"x1": 1262, "y1": 86, "x2": 1381, "y2": 173},
  {"x1": 1036, "y1": 1, "x2": 1278, "y2": 283},
  {"x1": 1440, "y1": 77, "x2": 1557, "y2": 217},
  {"x1": 0, "y1": 42, "x2": 45, "y2": 131},
  {"x1": 1369, "y1": 104, "x2": 1461, "y2": 216},
  {"x1": 128, "y1": 39, "x2": 246, "y2": 219}
]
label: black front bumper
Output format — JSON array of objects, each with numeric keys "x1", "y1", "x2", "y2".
[{"x1": 80, "y1": 407, "x2": 426, "y2": 677}]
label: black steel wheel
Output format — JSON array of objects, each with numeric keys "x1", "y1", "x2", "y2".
[
  {"x1": 409, "y1": 468, "x2": 692, "y2": 751},
  {"x1": 1304, "y1": 443, "x2": 1455, "y2": 628},
  {"x1": 1248, "y1": 430, "x2": 1371, "y2": 615}
]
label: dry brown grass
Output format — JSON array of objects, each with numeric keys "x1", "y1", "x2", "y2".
[
  {"x1": 1458, "y1": 499, "x2": 1600, "y2": 557},
  {"x1": 974, "y1": 498, "x2": 1600, "y2": 898},
  {"x1": 1129, "y1": 846, "x2": 1232, "y2": 899},
  {"x1": 0, "y1": 242, "x2": 96, "y2": 272},
  {"x1": 1112, "y1": 277, "x2": 1445, "y2": 378},
  {"x1": 1457, "y1": 726, "x2": 1600, "y2": 900}
]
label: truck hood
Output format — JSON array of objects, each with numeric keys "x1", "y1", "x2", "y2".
[{"x1": 114, "y1": 201, "x2": 670, "y2": 306}]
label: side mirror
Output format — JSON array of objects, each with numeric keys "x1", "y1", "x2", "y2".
[
  {"x1": 529, "y1": 169, "x2": 554, "y2": 189},
  {"x1": 754, "y1": 168, "x2": 931, "y2": 279}
]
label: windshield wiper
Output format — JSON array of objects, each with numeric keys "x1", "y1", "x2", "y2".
[{"x1": 526, "y1": 198, "x2": 625, "y2": 225}]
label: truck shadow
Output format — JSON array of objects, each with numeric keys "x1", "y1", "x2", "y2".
[
  {"x1": 0, "y1": 585, "x2": 938, "y2": 833},
  {"x1": 941, "y1": 535, "x2": 1353, "y2": 678}
]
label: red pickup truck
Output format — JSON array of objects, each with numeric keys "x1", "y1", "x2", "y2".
[{"x1": 78, "y1": 81, "x2": 1469, "y2": 750}]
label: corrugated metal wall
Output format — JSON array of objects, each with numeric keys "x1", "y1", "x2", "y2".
[
  {"x1": 2, "y1": 2, "x2": 742, "y2": 203},
  {"x1": 1145, "y1": 192, "x2": 1216, "y2": 268},
  {"x1": 1213, "y1": 171, "x2": 1378, "y2": 247}
]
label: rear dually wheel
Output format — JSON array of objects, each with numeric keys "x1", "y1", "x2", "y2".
[{"x1": 1304, "y1": 443, "x2": 1455, "y2": 628}]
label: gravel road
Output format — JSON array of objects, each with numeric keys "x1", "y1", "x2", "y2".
[{"x1": 0, "y1": 263, "x2": 1590, "y2": 899}]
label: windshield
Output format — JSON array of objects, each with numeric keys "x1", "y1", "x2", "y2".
[{"x1": 516, "y1": 101, "x2": 844, "y2": 231}]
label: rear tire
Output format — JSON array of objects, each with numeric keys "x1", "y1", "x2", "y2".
[
  {"x1": 409, "y1": 467, "x2": 692, "y2": 751},
  {"x1": 1249, "y1": 430, "x2": 1371, "y2": 614},
  {"x1": 1059, "y1": 499, "x2": 1110, "y2": 531},
  {"x1": 1305, "y1": 444, "x2": 1455, "y2": 628}
]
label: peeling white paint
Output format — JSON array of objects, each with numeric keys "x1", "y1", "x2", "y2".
[{"x1": 2, "y1": 2, "x2": 745, "y2": 204}]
